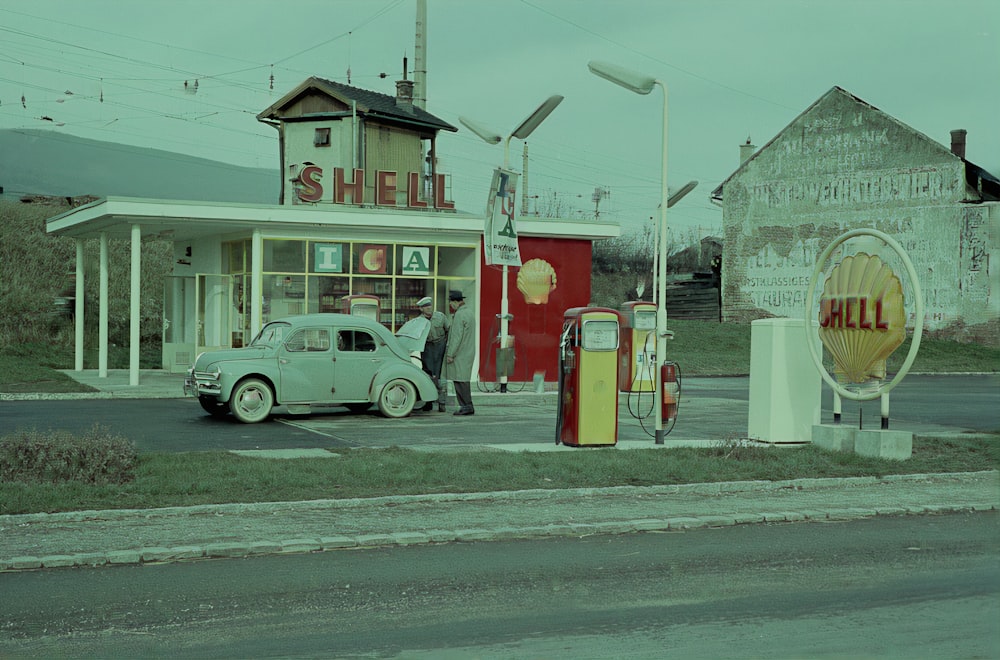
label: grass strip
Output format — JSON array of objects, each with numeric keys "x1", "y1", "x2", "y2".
[{"x1": 3, "y1": 436, "x2": 996, "y2": 516}]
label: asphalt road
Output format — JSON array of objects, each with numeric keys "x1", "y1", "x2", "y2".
[
  {"x1": 0, "y1": 374, "x2": 996, "y2": 452},
  {"x1": 1, "y1": 511, "x2": 996, "y2": 658}
]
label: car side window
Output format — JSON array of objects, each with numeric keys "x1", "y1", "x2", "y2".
[
  {"x1": 285, "y1": 328, "x2": 331, "y2": 353},
  {"x1": 337, "y1": 330, "x2": 377, "y2": 352}
]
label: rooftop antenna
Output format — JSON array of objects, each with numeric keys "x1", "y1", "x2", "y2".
[{"x1": 346, "y1": 31, "x2": 352, "y2": 84}]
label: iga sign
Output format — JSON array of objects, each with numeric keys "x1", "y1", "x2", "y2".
[
  {"x1": 484, "y1": 168, "x2": 522, "y2": 267},
  {"x1": 294, "y1": 166, "x2": 454, "y2": 210}
]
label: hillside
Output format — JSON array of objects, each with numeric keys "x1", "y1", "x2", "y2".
[
  {"x1": 0, "y1": 198, "x2": 173, "y2": 349},
  {"x1": 0, "y1": 129, "x2": 279, "y2": 203}
]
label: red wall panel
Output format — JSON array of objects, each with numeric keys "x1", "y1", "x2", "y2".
[{"x1": 478, "y1": 237, "x2": 593, "y2": 383}]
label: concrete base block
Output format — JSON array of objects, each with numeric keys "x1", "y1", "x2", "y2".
[
  {"x1": 854, "y1": 429, "x2": 913, "y2": 460},
  {"x1": 812, "y1": 424, "x2": 855, "y2": 452}
]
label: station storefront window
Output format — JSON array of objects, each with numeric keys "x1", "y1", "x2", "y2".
[
  {"x1": 224, "y1": 240, "x2": 250, "y2": 347},
  {"x1": 224, "y1": 238, "x2": 475, "y2": 336}
]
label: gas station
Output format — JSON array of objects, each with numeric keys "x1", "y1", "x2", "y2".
[
  {"x1": 44, "y1": 74, "x2": 616, "y2": 394},
  {"x1": 42, "y1": 62, "x2": 704, "y2": 448}
]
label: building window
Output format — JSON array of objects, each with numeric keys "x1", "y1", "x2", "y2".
[
  {"x1": 314, "y1": 127, "x2": 331, "y2": 147},
  {"x1": 258, "y1": 238, "x2": 475, "y2": 330}
]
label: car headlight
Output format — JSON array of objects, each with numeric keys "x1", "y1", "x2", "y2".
[{"x1": 193, "y1": 364, "x2": 222, "y2": 381}]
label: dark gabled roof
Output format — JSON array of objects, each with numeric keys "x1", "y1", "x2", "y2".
[
  {"x1": 964, "y1": 161, "x2": 1000, "y2": 201},
  {"x1": 256, "y1": 76, "x2": 457, "y2": 134},
  {"x1": 711, "y1": 86, "x2": 999, "y2": 203}
]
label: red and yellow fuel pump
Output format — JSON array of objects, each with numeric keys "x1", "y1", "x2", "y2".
[
  {"x1": 556, "y1": 307, "x2": 621, "y2": 446},
  {"x1": 618, "y1": 301, "x2": 657, "y2": 393},
  {"x1": 341, "y1": 294, "x2": 380, "y2": 322},
  {"x1": 617, "y1": 300, "x2": 682, "y2": 437}
]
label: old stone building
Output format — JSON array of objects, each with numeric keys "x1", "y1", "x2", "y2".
[{"x1": 711, "y1": 86, "x2": 998, "y2": 343}]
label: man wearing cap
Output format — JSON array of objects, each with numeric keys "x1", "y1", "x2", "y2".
[
  {"x1": 417, "y1": 296, "x2": 450, "y2": 412},
  {"x1": 444, "y1": 289, "x2": 476, "y2": 416}
]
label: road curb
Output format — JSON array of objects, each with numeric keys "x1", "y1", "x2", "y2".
[
  {"x1": 3, "y1": 501, "x2": 995, "y2": 572},
  {"x1": 3, "y1": 470, "x2": 994, "y2": 526}
]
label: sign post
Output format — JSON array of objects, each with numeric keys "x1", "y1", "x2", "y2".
[
  {"x1": 484, "y1": 167, "x2": 522, "y2": 387},
  {"x1": 804, "y1": 228, "x2": 924, "y2": 459}
]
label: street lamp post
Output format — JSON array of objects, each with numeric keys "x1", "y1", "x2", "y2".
[
  {"x1": 655, "y1": 180, "x2": 700, "y2": 305},
  {"x1": 588, "y1": 60, "x2": 672, "y2": 443},
  {"x1": 460, "y1": 95, "x2": 563, "y2": 392}
]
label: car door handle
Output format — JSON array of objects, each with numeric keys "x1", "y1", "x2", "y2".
[{"x1": 279, "y1": 358, "x2": 289, "y2": 365}]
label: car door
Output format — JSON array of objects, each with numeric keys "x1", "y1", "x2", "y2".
[
  {"x1": 278, "y1": 326, "x2": 335, "y2": 403},
  {"x1": 333, "y1": 327, "x2": 385, "y2": 402}
]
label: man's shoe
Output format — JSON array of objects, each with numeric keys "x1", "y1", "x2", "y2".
[
  {"x1": 438, "y1": 404, "x2": 446, "y2": 413},
  {"x1": 421, "y1": 402, "x2": 433, "y2": 412},
  {"x1": 453, "y1": 408, "x2": 475, "y2": 416}
]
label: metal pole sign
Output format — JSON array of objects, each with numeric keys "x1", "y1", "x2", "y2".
[{"x1": 484, "y1": 167, "x2": 522, "y2": 267}]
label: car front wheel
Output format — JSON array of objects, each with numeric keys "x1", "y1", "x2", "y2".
[
  {"x1": 199, "y1": 395, "x2": 229, "y2": 418},
  {"x1": 229, "y1": 377, "x2": 274, "y2": 423},
  {"x1": 377, "y1": 379, "x2": 416, "y2": 418}
]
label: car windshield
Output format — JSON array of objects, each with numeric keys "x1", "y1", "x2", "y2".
[{"x1": 250, "y1": 321, "x2": 292, "y2": 348}]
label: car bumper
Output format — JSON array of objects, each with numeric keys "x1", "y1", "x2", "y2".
[{"x1": 184, "y1": 370, "x2": 222, "y2": 398}]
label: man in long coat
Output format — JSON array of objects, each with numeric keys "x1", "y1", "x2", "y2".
[
  {"x1": 444, "y1": 289, "x2": 476, "y2": 416},
  {"x1": 417, "y1": 296, "x2": 450, "y2": 412}
]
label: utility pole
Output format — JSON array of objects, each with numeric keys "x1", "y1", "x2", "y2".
[
  {"x1": 521, "y1": 143, "x2": 530, "y2": 217},
  {"x1": 592, "y1": 186, "x2": 609, "y2": 218}
]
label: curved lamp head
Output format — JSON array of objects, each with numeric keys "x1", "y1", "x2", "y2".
[
  {"x1": 459, "y1": 116, "x2": 502, "y2": 145},
  {"x1": 667, "y1": 180, "x2": 699, "y2": 208},
  {"x1": 588, "y1": 60, "x2": 656, "y2": 95},
  {"x1": 510, "y1": 95, "x2": 564, "y2": 140}
]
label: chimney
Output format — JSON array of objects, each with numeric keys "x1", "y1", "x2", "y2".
[
  {"x1": 396, "y1": 56, "x2": 414, "y2": 111},
  {"x1": 950, "y1": 129, "x2": 967, "y2": 159},
  {"x1": 739, "y1": 136, "x2": 756, "y2": 165}
]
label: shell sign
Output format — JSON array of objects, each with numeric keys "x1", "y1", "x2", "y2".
[
  {"x1": 818, "y1": 253, "x2": 905, "y2": 383},
  {"x1": 517, "y1": 258, "x2": 557, "y2": 304}
]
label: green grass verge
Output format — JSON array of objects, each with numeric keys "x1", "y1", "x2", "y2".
[
  {"x1": 0, "y1": 343, "x2": 95, "y2": 393},
  {"x1": 0, "y1": 341, "x2": 165, "y2": 393},
  {"x1": 2, "y1": 436, "x2": 997, "y2": 516}
]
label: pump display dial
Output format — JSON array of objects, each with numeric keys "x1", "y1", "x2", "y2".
[
  {"x1": 633, "y1": 310, "x2": 656, "y2": 330},
  {"x1": 582, "y1": 320, "x2": 619, "y2": 351}
]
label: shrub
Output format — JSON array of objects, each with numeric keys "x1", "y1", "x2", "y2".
[{"x1": 0, "y1": 424, "x2": 137, "y2": 484}]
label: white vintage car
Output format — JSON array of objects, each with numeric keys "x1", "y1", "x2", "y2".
[{"x1": 184, "y1": 313, "x2": 437, "y2": 423}]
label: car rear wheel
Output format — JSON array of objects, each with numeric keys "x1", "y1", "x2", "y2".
[
  {"x1": 199, "y1": 395, "x2": 229, "y2": 418},
  {"x1": 377, "y1": 379, "x2": 416, "y2": 418},
  {"x1": 229, "y1": 377, "x2": 274, "y2": 423}
]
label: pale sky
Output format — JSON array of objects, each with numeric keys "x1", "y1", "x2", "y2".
[{"x1": 1, "y1": 0, "x2": 997, "y2": 238}]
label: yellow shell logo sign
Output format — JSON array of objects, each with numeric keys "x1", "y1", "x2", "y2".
[
  {"x1": 818, "y1": 253, "x2": 906, "y2": 384},
  {"x1": 517, "y1": 258, "x2": 557, "y2": 304}
]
